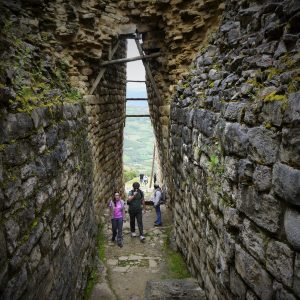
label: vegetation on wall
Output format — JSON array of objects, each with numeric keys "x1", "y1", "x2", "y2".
[{"x1": 0, "y1": 17, "x2": 82, "y2": 113}]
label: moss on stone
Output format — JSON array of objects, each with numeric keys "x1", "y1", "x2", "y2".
[
  {"x1": 1, "y1": 17, "x2": 82, "y2": 113},
  {"x1": 83, "y1": 269, "x2": 98, "y2": 300},
  {"x1": 266, "y1": 68, "x2": 280, "y2": 80},
  {"x1": 263, "y1": 91, "x2": 287, "y2": 102},
  {"x1": 163, "y1": 227, "x2": 190, "y2": 279},
  {"x1": 0, "y1": 144, "x2": 6, "y2": 152},
  {"x1": 264, "y1": 121, "x2": 272, "y2": 129}
]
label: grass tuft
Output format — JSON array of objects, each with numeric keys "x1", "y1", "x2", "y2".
[
  {"x1": 84, "y1": 224, "x2": 105, "y2": 299},
  {"x1": 163, "y1": 228, "x2": 190, "y2": 279}
]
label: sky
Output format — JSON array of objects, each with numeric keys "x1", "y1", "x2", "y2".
[{"x1": 126, "y1": 39, "x2": 146, "y2": 98}]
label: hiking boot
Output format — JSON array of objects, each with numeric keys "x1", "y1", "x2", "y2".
[
  {"x1": 154, "y1": 223, "x2": 162, "y2": 227},
  {"x1": 131, "y1": 232, "x2": 136, "y2": 237},
  {"x1": 140, "y1": 235, "x2": 145, "y2": 242}
]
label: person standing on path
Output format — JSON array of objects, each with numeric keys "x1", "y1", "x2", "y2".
[
  {"x1": 109, "y1": 192, "x2": 126, "y2": 247},
  {"x1": 139, "y1": 173, "x2": 144, "y2": 184},
  {"x1": 152, "y1": 184, "x2": 162, "y2": 226},
  {"x1": 127, "y1": 182, "x2": 146, "y2": 241}
]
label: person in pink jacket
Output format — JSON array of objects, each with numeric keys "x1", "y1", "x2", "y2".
[{"x1": 109, "y1": 192, "x2": 126, "y2": 247}]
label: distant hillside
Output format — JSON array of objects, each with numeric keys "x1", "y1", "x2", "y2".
[
  {"x1": 123, "y1": 102, "x2": 154, "y2": 175},
  {"x1": 123, "y1": 84, "x2": 156, "y2": 177}
]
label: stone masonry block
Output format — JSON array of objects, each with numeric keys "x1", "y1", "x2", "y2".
[
  {"x1": 294, "y1": 253, "x2": 300, "y2": 297},
  {"x1": 280, "y1": 127, "x2": 300, "y2": 168},
  {"x1": 2, "y1": 266, "x2": 28, "y2": 300},
  {"x1": 284, "y1": 208, "x2": 300, "y2": 251},
  {"x1": 273, "y1": 162, "x2": 300, "y2": 206},
  {"x1": 248, "y1": 126, "x2": 279, "y2": 165},
  {"x1": 222, "y1": 123, "x2": 249, "y2": 157},
  {"x1": 237, "y1": 185, "x2": 281, "y2": 233},
  {"x1": 284, "y1": 91, "x2": 300, "y2": 125},
  {"x1": 266, "y1": 240, "x2": 293, "y2": 287},
  {"x1": 0, "y1": 227, "x2": 7, "y2": 266},
  {"x1": 253, "y1": 165, "x2": 271, "y2": 192},
  {"x1": 193, "y1": 109, "x2": 217, "y2": 137},
  {"x1": 241, "y1": 218, "x2": 266, "y2": 262},
  {"x1": 0, "y1": 112, "x2": 33, "y2": 143},
  {"x1": 230, "y1": 267, "x2": 247, "y2": 299},
  {"x1": 31, "y1": 107, "x2": 50, "y2": 129},
  {"x1": 235, "y1": 244, "x2": 272, "y2": 299},
  {"x1": 238, "y1": 159, "x2": 253, "y2": 184},
  {"x1": 224, "y1": 156, "x2": 238, "y2": 182},
  {"x1": 273, "y1": 281, "x2": 297, "y2": 300}
]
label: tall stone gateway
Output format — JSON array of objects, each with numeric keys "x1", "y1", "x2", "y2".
[{"x1": 0, "y1": 0, "x2": 299, "y2": 299}]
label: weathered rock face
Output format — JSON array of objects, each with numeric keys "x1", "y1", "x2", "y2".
[
  {"x1": 86, "y1": 43, "x2": 127, "y2": 223},
  {"x1": 0, "y1": 0, "x2": 126, "y2": 298},
  {"x1": 0, "y1": 104, "x2": 96, "y2": 299},
  {"x1": 169, "y1": 0, "x2": 300, "y2": 298},
  {"x1": 1, "y1": 0, "x2": 300, "y2": 298}
]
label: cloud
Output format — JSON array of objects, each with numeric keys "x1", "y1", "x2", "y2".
[{"x1": 126, "y1": 39, "x2": 146, "y2": 86}]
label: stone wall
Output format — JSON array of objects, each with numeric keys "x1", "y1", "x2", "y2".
[
  {"x1": 0, "y1": 0, "x2": 126, "y2": 298},
  {"x1": 170, "y1": 0, "x2": 300, "y2": 298},
  {"x1": 85, "y1": 40, "x2": 127, "y2": 221},
  {"x1": 2, "y1": 0, "x2": 300, "y2": 298},
  {"x1": 0, "y1": 104, "x2": 96, "y2": 299}
]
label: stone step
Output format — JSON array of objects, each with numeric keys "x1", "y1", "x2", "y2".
[{"x1": 144, "y1": 278, "x2": 206, "y2": 300}]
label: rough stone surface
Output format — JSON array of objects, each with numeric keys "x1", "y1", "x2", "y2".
[
  {"x1": 294, "y1": 253, "x2": 300, "y2": 297},
  {"x1": 280, "y1": 127, "x2": 300, "y2": 168},
  {"x1": 284, "y1": 92, "x2": 300, "y2": 124},
  {"x1": 1, "y1": 0, "x2": 300, "y2": 299},
  {"x1": 284, "y1": 209, "x2": 300, "y2": 251},
  {"x1": 248, "y1": 127, "x2": 279, "y2": 165},
  {"x1": 0, "y1": 105, "x2": 95, "y2": 299},
  {"x1": 273, "y1": 163, "x2": 300, "y2": 206},
  {"x1": 145, "y1": 279, "x2": 206, "y2": 300},
  {"x1": 253, "y1": 165, "x2": 272, "y2": 192},
  {"x1": 169, "y1": 1, "x2": 300, "y2": 299},
  {"x1": 266, "y1": 240, "x2": 294, "y2": 287},
  {"x1": 237, "y1": 186, "x2": 281, "y2": 233},
  {"x1": 235, "y1": 245, "x2": 272, "y2": 300}
]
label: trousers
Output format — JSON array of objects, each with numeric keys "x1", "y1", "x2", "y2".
[
  {"x1": 155, "y1": 205, "x2": 162, "y2": 225},
  {"x1": 129, "y1": 209, "x2": 143, "y2": 235},
  {"x1": 111, "y1": 218, "x2": 123, "y2": 245}
]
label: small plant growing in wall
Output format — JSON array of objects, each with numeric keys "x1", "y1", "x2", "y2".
[{"x1": 209, "y1": 154, "x2": 219, "y2": 169}]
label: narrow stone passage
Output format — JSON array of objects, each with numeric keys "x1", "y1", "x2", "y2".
[{"x1": 91, "y1": 205, "x2": 204, "y2": 300}]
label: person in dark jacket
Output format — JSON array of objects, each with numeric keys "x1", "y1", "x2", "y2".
[{"x1": 127, "y1": 182, "x2": 146, "y2": 241}]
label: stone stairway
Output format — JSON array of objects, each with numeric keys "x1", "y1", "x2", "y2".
[{"x1": 90, "y1": 205, "x2": 205, "y2": 300}]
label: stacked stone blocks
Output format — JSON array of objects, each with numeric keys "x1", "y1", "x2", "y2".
[
  {"x1": 0, "y1": 103, "x2": 95, "y2": 299},
  {"x1": 170, "y1": 0, "x2": 300, "y2": 298}
]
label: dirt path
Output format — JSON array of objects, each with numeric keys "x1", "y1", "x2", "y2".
[{"x1": 92, "y1": 205, "x2": 175, "y2": 300}]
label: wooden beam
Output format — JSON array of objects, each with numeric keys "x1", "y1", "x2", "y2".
[
  {"x1": 126, "y1": 80, "x2": 146, "y2": 83},
  {"x1": 89, "y1": 40, "x2": 120, "y2": 95},
  {"x1": 100, "y1": 52, "x2": 160, "y2": 66},
  {"x1": 126, "y1": 115, "x2": 150, "y2": 117},
  {"x1": 149, "y1": 144, "x2": 155, "y2": 188},
  {"x1": 126, "y1": 98, "x2": 148, "y2": 101},
  {"x1": 120, "y1": 34, "x2": 138, "y2": 39},
  {"x1": 135, "y1": 37, "x2": 162, "y2": 103}
]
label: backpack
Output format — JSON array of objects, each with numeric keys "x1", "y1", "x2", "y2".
[
  {"x1": 127, "y1": 189, "x2": 144, "y2": 206},
  {"x1": 156, "y1": 189, "x2": 166, "y2": 205}
]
